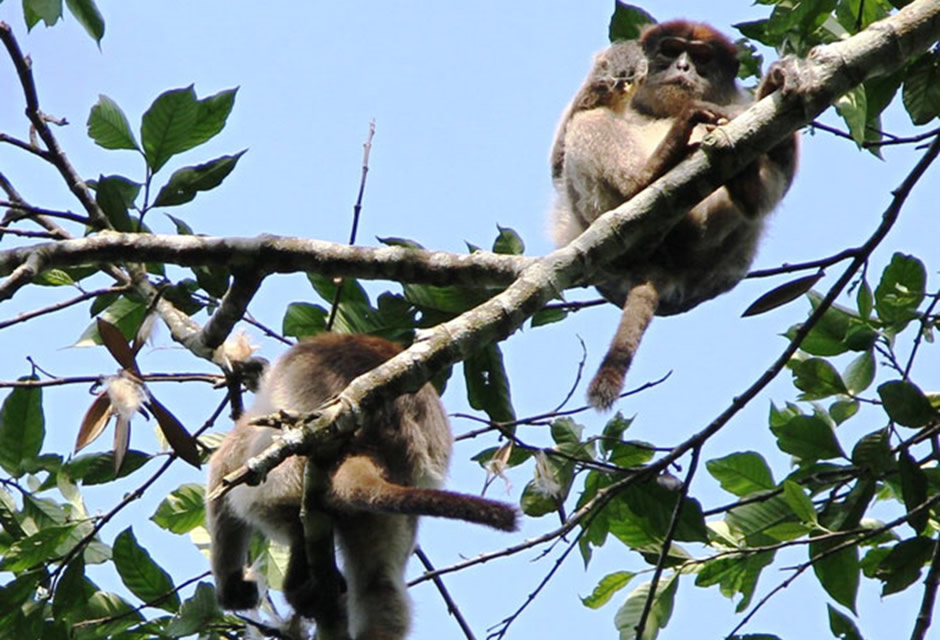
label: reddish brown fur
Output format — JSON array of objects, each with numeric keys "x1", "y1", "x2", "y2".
[{"x1": 641, "y1": 19, "x2": 739, "y2": 71}]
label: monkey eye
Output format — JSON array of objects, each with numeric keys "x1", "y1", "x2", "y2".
[
  {"x1": 687, "y1": 42, "x2": 714, "y2": 65},
  {"x1": 659, "y1": 37, "x2": 685, "y2": 58}
]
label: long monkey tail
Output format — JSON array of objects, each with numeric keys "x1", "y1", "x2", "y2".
[
  {"x1": 587, "y1": 280, "x2": 660, "y2": 410},
  {"x1": 330, "y1": 456, "x2": 519, "y2": 532}
]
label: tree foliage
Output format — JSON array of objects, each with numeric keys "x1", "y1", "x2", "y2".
[{"x1": 0, "y1": 1, "x2": 939, "y2": 639}]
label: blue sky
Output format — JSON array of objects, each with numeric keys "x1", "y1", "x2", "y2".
[{"x1": 1, "y1": 2, "x2": 937, "y2": 638}]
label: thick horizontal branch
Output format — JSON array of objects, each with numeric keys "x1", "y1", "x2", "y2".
[{"x1": 0, "y1": 232, "x2": 531, "y2": 287}]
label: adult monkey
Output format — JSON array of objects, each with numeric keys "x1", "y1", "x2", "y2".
[
  {"x1": 207, "y1": 333, "x2": 518, "y2": 640},
  {"x1": 551, "y1": 20, "x2": 799, "y2": 410}
]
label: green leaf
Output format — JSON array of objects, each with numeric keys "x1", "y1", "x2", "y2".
[
  {"x1": 727, "y1": 494, "x2": 794, "y2": 545},
  {"x1": 850, "y1": 429, "x2": 892, "y2": 473},
  {"x1": 530, "y1": 307, "x2": 567, "y2": 328},
  {"x1": 492, "y1": 225, "x2": 524, "y2": 255},
  {"x1": 811, "y1": 536, "x2": 859, "y2": 612},
  {"x1": 856, "y1": 279, "x2": 873, "y2": 319},
  {"x1": 582, "y1": 571, "x2": 635, "y2": 609},
  {"x1": 874, "y1": 253, "x2": 925, "y2": 326},
  {"x1": 742, "y1": 272, "x2": 822, "y2": 317},
  {"x1": 24, "y1": 0, "x2": 63, "y2": 29},
  {"x1": 463, "y1": 342, "x2": 515, "y2": 423},
  {"x1": 830, "y1": 399, "x2": 859, "y2": 425},
  {"x1": 790, "y1": 357, "x2": 847, "y2": 400},
  {"x1": 74, "y1": 297, "x2": 147, "y2": 346},
  {"x1": 65, "y1": 0, "x2": 104, "y2": 43},
  {"x1": 694, "y1": 552, "x2": 773, "y2": 612},
  {"x1": 902, "y1": 51, "x2": 940, "y2": 125},
  {"x1": 874, "y1": 538, "x2": 935, "y2": 596},
  {"x1": 782, "y1": 480, "x2": 817, "y2": 526},
  {"x1": 78, "y1": 591, "x2": 143, "y2": 635},
  {"x1": 897, "y1": 450, "x2": 929, "y2": 533},
  {"x1": 771, "y1": 414, "x2": 845, "y2": 461},
  {"x1": 608, "y1": 2, "x2": 656, "y2": 42},
  {"x1": 613, "y1": 575, "x2": 678, "y2": 640},
  {"x1": 600, "y1": 413, "x2": 633, "y2": 453},
  {"x1": 151, "y1": 483, "x2": 205, "y2": 534},
  {"x1": 0, "y1": 382, "x2": 45, "y2": 476},
  {"x1": 152, "y1": 151, "x2": 246, "y2": 206},
  {"x1": 165, "y1": 582, "x2": 223, "y2": 636},
  {"x1": 878, "y1": 380, "x2": 936, "y2": 428},
  {"x1": 113, "y1": 527, "x2": 180, "y2": 611},
  {"x1": 141, "y1": 86, "x2": 199, "y2": 173},
  {"x1": 95, "y1": 174, "x2": 141, "y2": 231},
  {"x1": 87, "y1": 95, "x2": 139, "y2": 151},
  {"x1": 283, "y1": 302, "x2": 328, "y2": 338},
  {"x1": 706, "y1": 451, "x2": 775, "y2": 497},
  {"x1": 843, "y1": 350, "x2": 875, "y2": 395},
  {"x1": 0, "y1": 524, "x2": 76, "y2": 571},
  {"x1": 615, "y1": 480, "x2": 708, "y2": 546},
  {"x1": 834, "y1": 86, "x2": 868, "y2": 146},
  {"x1": 65, "y1": 450, "x2": 150, "y2": 485},
  {"x1": 186, "y1": 88, "x2": 238, "y2": 150},
  {"x1": 827, "y1": 605, "x2": 863, "y2": 640}
]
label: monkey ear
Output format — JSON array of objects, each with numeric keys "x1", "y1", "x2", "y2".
[{"x1": 742, "y1": 271, "x2": 823, "y2": 317}]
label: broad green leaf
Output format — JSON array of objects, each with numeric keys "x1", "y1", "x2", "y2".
[
  {"x1": 463, "y1": 342, "x2": 515, "y2": 423},
  {"x1": 850, "y1": 429, "x2": 892, "y2": 473},
  {"x1": 582, "y1": 571, "x2": 635, "y2": 609},
  {"x1": 694, "y1": 551, "x2": 773, "y2": 612},
  {"x1": 706, "y1": 451, "x2": 775, "y2": 497},
  {"x1": 185, "y1": 88, "x2": 238, "y2": 150},
  {"x1": 830, "y1": 399, "x2": 860, "y2": 425},
  {"x1": 613, "y1": 575, "x2": 678, "y2": 640},
  {"x1": 152, "y1": 151, "x2": 246, "y2": 206},
  {"x1": 113, "y1": 528, "x2": 180, "y2": 611},
  {"x1": 615, "y1": 481, "x2": 708, "y2": 546},
  {"x1": 95, "y1": 174, "x2": 141, "y2": 231},
  {"x1": 24, "y1": 0, "x2": 63, "y2": 29},
  {"x1": 834, "y1": 86, "x2": 868, "y2": 146},
  {"x1": 843, "y1": 350, "x2": 875, "y2": 395},
  {"x1": 64, "y1": 451, "x2": 150, "y2": 484},
  {"x1": 856, "y1": 279, "x2": 873, "y2": 319},
  {"x1": 828, "y1": 604, "x2": 863, "y2": 640},
  {"x1": 897, "y1": 450, "x2": 928, "y2": 533},
  {"x1": 771, "y1": 414, "x2": 845, "y2": 461},
  {"x1": 608, "y1": 2, "x2": 656, "y2": 41},
  {"x1": 810, "y1": 536, "x2": 859, "y2": 612},
  {"x1": 165, "y1": 582, "x2": 223, "y2": 636},
  {"x1": 74, "y1": 297, "x2": 147, "y2": 346},
  {"x1": 79, "y1": 591, "x2": 143, "y2": 635},
  {"x1": 0, "y1": 382, "x2": 44, "y2": 476},
  {"x1": 874, "y1": 253, "x2": 925, "y2": 326},
  {"x1": 550, "y1": 418, "x2": 583, "y2": 446},
  {"x1": 283, "y1": 302, "x2": 328, "y2": 338},
  {"x1": 87, "y1": 95, "x2": 138, "y2": 150},
  {"x1": 0, "y1": 524, "x2": 76, "y2": 571},
  {"x1": 608, "y1": 441, "x2": 655, "y2": 468},
  {"x1": 141, "y1": 86, "x2": 199, "y2": 173},
  {"x1": 878, "y1": 381, "x2": 936, "y2": 428},
  {"x1": 601, "y1": 413, "x2": 633, "y2": 454},
  {"x1": 874, "y1": 538, "x2": 935, "y2": 596},
  {"x1": 151, "y1": 484, "x2": 205, "y2": 534},
  {"x1": 727, "y1": 494, "x2": 796, "y2": 545},
  {"x1": 492, "y1": 225, "x2": 524, "y2": 255},
  {"x1": 65, "y1": 0, "x2": 104, "y2": 43},
  {"x1": 902, "y1": 52, "x2": 940, "y2": 125},
  {"x1": 530, "y1": 307, "x2": 567, "y2": 327},
  {"x1": 782, "y1": 480, "x2": 818, "y2": 525},
  {"x1": 790, "y1": 357, "x2": 847, "y2": 400}
]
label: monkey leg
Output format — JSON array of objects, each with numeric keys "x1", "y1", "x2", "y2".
[
  {"x1": 587, "y1": 280, "x2": 660, "y2": 410},
  {"x1": 335, "y1": 511, "x2": 416, "y2": 640}
]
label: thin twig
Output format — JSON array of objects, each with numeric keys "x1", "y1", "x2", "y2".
[
  {"x1": 635, "y1": 445, "x2": 701, "y2": 639},
  {"x1": 414, "y1": 546, "x2": 477, "y2": 640},
  {"x1": 0, "y1": 285, "x2": 129, "y2": 330},
  {"x1": 327, "y1": 120, "x2": 376, "y2": 331},
  {"x1": 911, "y1": 536, "x2": 940, "y2": 640}
]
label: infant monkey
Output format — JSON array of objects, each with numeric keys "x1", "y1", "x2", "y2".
[
  {"x1": 551, "y1": 20, "x2": 798, "y2": 409},
  {"x1": 207, "y1": 333, "x2": 518, "y2": 640}
]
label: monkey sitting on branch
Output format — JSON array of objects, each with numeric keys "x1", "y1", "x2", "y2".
[
  {"x1": 207, "y1": 333, "x2": 518, "y2": 640},
  {"x1": 551, "y1": 20, "x2": 799, "y2": 410}
]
